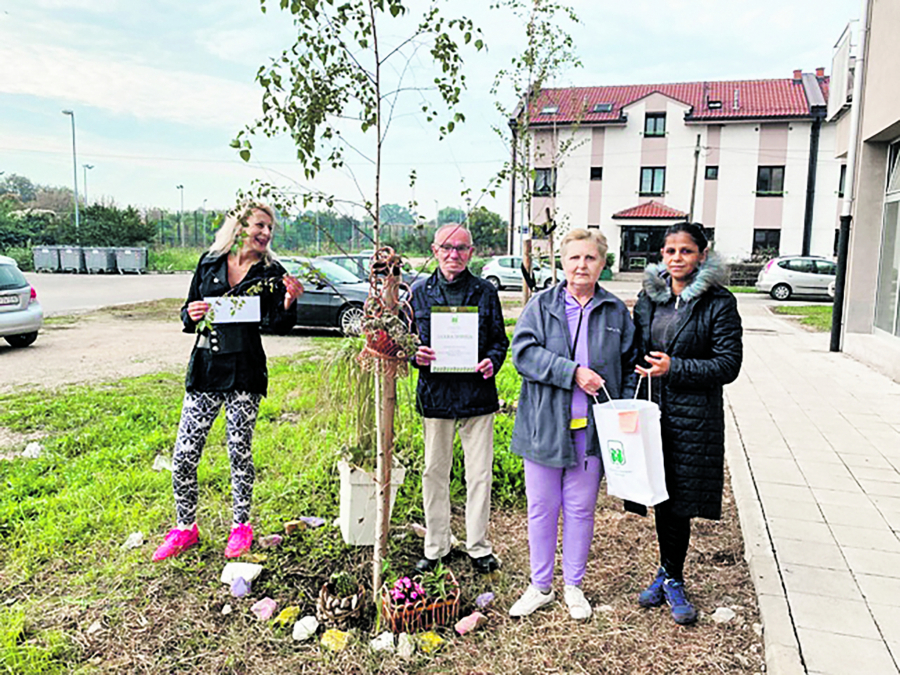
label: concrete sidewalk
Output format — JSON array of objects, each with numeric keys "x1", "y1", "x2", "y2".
[{"x1": 726, "y1": 298, "x2": 900, "y2": 675}]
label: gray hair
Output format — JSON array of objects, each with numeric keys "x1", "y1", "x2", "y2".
[
  {"x1": 208, "y1": 201, "x2": 277, "y2": 265},
  {"x1": 560, "y1": 227, "x2": 608, "y2": 260},
  {"x1": 433, "y1": 223, "x2": 472, "y2": 246}
]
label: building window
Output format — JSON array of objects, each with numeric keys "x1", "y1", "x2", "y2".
[
  {"x1": 838, "y1": 164, "x2": 847, "y2": 198},
  {"x1": 540, "y1": 105, "x2": 559, "y2": 115},
  {"x1": 590, "y1": 167, "x2": 602, "y2": 181},
  {"x1": 753, "y1": 228, "x2": 781, "y2": 255},
  {"x1": 640, "y1": 167, "x2": 665, "y2": 196},
  {"x1": 592, "y1": 103, "x2": 613, "y2": 113},
  {"x1": 756, "y1": 166, "x2": 785, "y2": 195},
  {"x1": 705, "y1": 166, "x2": 719, "y2": 180},
  {"x1": 533, "y1": 168, "x2": 556, "y2": 196},
  {"x1": 644, "y1": 113, "x2": 666, "y2": 136}
]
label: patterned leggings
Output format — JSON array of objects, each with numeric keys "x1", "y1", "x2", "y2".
[{"x1": 172, "y1": 390, "x2": 262, "y2": 526}]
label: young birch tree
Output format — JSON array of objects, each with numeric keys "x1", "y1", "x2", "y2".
[
  {"x1": 234, "y1": 0, "x2": 484, "y2": 596},
  {"x1": 491, "y1": 0, "x2": 581, "y2": 298}
]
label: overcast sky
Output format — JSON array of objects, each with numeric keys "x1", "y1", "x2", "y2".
[{"x1": 0, "y1": 0, "x2": 856, "y2": 221}]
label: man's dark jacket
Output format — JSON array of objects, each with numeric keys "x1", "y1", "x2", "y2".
[
  {"x1": 410, "y1": 268, "x2": 509, "y2": 419},
  {"x1": 632, "y1": 254, "x2": 743, "y2": 520},
  {"x1": 180, "y1": 252, "x2": 295, "y2": 395}
]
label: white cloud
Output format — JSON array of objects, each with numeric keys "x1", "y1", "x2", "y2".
[{"x1": 0, "y1": 41, "x2": 258, "y2": 129}]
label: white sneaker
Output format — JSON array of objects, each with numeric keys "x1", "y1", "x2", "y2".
[
  {"x1": 564, "y1": 585, "x2": 592, "y2": 620},
  {"x1": 509, "y1": 585, "x2": 555, "y2": 617}
]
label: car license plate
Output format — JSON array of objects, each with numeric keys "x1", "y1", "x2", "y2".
[{"x1": 0, "y1": 295, "x2": 19, "y2": 306}]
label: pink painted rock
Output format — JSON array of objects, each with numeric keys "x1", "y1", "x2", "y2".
[
  {"x1": 454, "y1": 611, "x2": 488, "y2": 635},
  {"x1": 251, "y1": 597, "x2": 277, "y2": 621},
  {"x1": 258, "y1": 534, "x2": 283, "y2": 548}
]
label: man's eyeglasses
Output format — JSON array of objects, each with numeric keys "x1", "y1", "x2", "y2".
[{"x1": 437, "y1": 244, "x2": 472, "y2": 253}]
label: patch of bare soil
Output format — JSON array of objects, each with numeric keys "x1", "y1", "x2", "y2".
[
  {"x1": 37, "y1": 467, "x2": 761, "y2": 674},
  {"x1": 0, "y1": 302, "x2": 316, "y2": 394}
]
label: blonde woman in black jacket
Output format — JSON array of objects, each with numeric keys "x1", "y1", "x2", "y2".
[
  {"x1": 632, "y1": 222, "x2": 742, "y2": 624},
  {"x1": 153, "y1": 202, "x2": 303, "y2": 562}
]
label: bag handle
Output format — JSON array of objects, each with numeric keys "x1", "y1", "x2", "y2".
[{"x1": 633, "y1": 373, "x2": 651, "y2": 400}]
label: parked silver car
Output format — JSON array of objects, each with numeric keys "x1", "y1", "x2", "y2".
[
  {"x1": 318, "y1": 253, "x2": 426, "y2": 286},
  {"x1": 756, "y1": 255, "x2": 836, "y2": 301},
  {"x1": 481, "y1": 255, "x2": 554, "y2": 290},
  {"x1": 0, "y1": 255, "x2": 43, "y2": 347}
]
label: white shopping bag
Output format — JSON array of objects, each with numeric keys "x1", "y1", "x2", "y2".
[{"x1": 592, "y1": 375, "x2": 668, "y2": 506}]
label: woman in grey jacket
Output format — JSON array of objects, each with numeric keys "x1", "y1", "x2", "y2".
[{"x1": 508, "y1": 228, "x2": 637, "y2": 620}]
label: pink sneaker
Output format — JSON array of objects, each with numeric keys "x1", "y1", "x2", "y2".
[
  {"x1": 152, "y1": 524, "x2": 199, "y2": 561},
  {"x1": 224, "y1": 523, "x2": 253, "y2": 558}
]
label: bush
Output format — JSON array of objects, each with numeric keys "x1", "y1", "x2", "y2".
[
  {"x1": 468, "y1": 256, "x2": 488, "y2": 277},
  {"x1": 1, "y1": 247, "x2": 33, "y2": 271},
  {"x1": 148, "y1": 247, "x2": 205, "y2": 272}
]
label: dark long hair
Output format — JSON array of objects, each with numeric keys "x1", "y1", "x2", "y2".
[{"x1": 664, "y1": 222, "x2": 709, "y2": 252}]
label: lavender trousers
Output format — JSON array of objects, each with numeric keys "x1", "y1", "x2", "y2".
[{"x1": 524, "y1": 428, "x2": 604, "y2": 590}]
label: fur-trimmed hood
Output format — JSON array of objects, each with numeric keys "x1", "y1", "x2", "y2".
[{"x1": 642, "y1": 251, "x2": 729, "y2": 305}]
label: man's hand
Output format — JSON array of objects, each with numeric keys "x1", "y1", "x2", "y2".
[
  {"x1": 283, "y1": 273, "x2": 304, "y2": 309},
  {"x1": 187, "y1": 300, "x2": 210, "y2": 321},
  {"x1": 574, "y1": 366, "x2": 605, "y2": 396},
  {"x1": 475, "y1": 358, "x2": 494, "y2": 379},
  {"x1": 415, "y1": 345, "x2": 437, "y2": 366}
]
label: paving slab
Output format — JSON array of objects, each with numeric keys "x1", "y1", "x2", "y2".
[{"x1": 726, "y1": 296, "x2": 900, "y2": 675}]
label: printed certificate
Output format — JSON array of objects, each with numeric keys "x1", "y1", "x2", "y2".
[
  {"x1": 431, "y1": 306, "x2": 479, "y2": 373},
  {"x1": 205, "y1": 296, "x2": 261, "y2": 324}
]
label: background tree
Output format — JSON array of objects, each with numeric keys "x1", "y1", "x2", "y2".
[
  {"x1": 0, "y1": 174, "x2": 37, "y2": 203},
  {"x1": 379, "y1": 203, "x2": 415, "y2": 226},
  {"x1": 437, "y1": 206, "x2": 466, "y2": 225},
  {"x1": 468, "y1": 206, "x2": 507, "y2": 253}
]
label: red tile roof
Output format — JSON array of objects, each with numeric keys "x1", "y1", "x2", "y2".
[
  {"x1": 612, "y1": 201, "x2": 687, "y2": 220},
  {"x1": 528, "y1": 75, "x2": 830, "y2": 125}
]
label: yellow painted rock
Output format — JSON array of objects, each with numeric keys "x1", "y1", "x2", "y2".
[{"x1": 321, "y1": 628, "x2": 350, "y2": 652}]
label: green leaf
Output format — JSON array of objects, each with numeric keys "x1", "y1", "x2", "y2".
[{"x1": 240, "y1": 149, "x2": 251, "y2": 162}]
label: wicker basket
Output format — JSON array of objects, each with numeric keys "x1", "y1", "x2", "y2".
[
  {"x1": 380, "y1": 570, "x2": 460, "y2": 633},
  {"x1": 316, "y1": 581, "x2": 366, "y2": 626}
]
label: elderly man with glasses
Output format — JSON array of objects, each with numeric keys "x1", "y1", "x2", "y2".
[{"x1": 410, "y1": 223, "x2": 509, "y2": 575}]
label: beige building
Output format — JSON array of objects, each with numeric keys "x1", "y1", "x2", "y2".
[{"x1": 830, "y1": 1, "x2": 900, "y2": 382}]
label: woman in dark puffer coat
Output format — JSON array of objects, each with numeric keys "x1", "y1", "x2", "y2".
[{"x1": 632, "y1": 222, "x2": 742, "y2": 625}]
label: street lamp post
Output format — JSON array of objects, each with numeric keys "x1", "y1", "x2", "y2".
[
  {"x1": 61, "y1": 110, "x2": 80, "y2": 242},
  {"x1": 176, "y1": 184, "x2": 184, "y2": 247},
  {"x1": 83, "y1": 164, "x2": 94, "y2": 205}
]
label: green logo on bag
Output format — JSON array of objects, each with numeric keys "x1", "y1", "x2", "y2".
[{"x1": 609, "y1": 441, "x2": 626, "y2": 466}]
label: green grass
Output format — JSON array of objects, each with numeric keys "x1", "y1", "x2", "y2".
[
  {"x1": 772, "y1": 304, "x2": 833, "y2": 331},
  {"x1": 727, "y1": 285, "x2": 759, "y2": 294},
  {"x1": 0, "y1": 344, "x2": 525, "y2": 672},
  {"x1": 147, "y1": 247, "x2": 206, "y2": 272}
]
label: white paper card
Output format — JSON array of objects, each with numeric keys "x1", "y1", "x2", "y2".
[
  {"x1": 430, "y1": 306, "x2": 479, "y2": 373},
  {"x1": 205, "y1": 296, "x2": 261, "y2": 324}
]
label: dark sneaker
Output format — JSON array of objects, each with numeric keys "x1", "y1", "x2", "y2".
[
  {"x1": 663, "y1": 579, "x2": 698, "y2": 625},
  {"x1": 415, "y1": 557, "x2": 441, "y2": 573},
  {"x1": 471, "y1": 553, "x2": 501, "y2": 575},
  {"x1": 638, "y1": 567, "x2": 667, "y2": 608}
]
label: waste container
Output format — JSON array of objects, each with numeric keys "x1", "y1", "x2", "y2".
[
  {"x1": 85, "y1": 247, "x2": 117, "y2": 273},
  {"x1": 33, "y1": 246, "x2": 61, "y2": 273},
  {"x1": 59, "y1": 246, "x2": 86, "y2": 273},
  {"x1": 116, "y1": 247, "x2": 148, "y2": 274}
]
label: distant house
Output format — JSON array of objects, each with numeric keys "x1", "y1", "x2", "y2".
[
  {"x1": 520, "y1": 71, "x2": 843, "y2": 271},
  {"x1": 830, "y1": 2, "x2": 900, "y2": 382}
]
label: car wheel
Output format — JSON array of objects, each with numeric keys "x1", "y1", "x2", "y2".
[
  {"x1": 338, "y1": 304, "x2": 365, "y2": 336},
  {"x1": 827, "y1": 280, "x2": 836, "y2": 299},
  {"x1": 543, "y1": 277, "x2": 553, "y2": 289},
  {"x1": 485, "y1": 276, "x2": 501, "y2": 290},
  {"x1": 771, "y1": 283, "x2": 792, "y2": 301},
  {"x1": 5, "y1": 332, "x2": 38, "y2": 348}
]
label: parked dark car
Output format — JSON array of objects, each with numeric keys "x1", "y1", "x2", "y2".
[
  {"x1": 0, "y1": 255, "x2": 43, "y2": 347},
  {"x1": 318, "y1": 253, "x2": 426, "y2": 286},
  {"x1": 276, "y1": 257, "x2": 369, "y2": 335}
]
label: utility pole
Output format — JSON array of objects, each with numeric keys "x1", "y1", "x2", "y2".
[
  {"x1": 688, "y1": 134, "x2": 701, "y2": 222},
  {"x1": 61, "y1": 110, "x2": 80, "y2": 243},
  {"x1": 176, "y1": 185, "x2": 184, "y2": 247}
]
